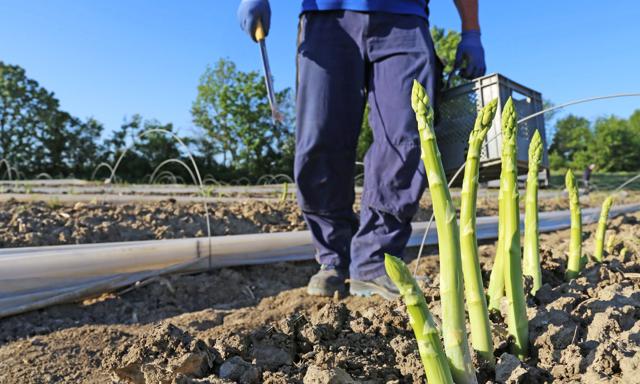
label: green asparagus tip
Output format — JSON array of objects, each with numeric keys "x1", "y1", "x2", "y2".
[
  {"x1": 481, "y1": 98, "x2": 499, "y2": 126},
  {"x1": 603, "y1": 195, "x2": 614, "y2": 210},
  {"x1": 384, "y1": 254, "x2": 414, "y2": 297},
  {"x1": 411, "y1": 80, "x2": 431, "y2": 116},
  {"x1": 566, "y1": 169, "x2": 576, "y2": 190},
  {"x1": 529, "y1": 130, "x2": 543, "y2": 165},
  {"x1": 502, "y1": 97, "x2": 517, "y2": 138},
  {"x1": 384, "y1": 253, "x2": 404, "y2": 281}
]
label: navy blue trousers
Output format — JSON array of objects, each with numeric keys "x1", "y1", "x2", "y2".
[{"x1": 294, "y1": 10, "x2": 437, "y2": 280}]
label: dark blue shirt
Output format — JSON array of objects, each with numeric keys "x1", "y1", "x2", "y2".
[{"x1": 302, "y1": 0, "x2": 429, "y2": 18}]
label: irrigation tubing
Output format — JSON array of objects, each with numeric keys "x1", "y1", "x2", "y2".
[
  {"x1": 149, "y1": 158, "x2": 198, "y2": 186},
  {"x1": 412, "y1": 92, "x2": 640, "y2": 277},
  {"x1": 614, "y1": 173, "x2": 640, "y2": 192}
]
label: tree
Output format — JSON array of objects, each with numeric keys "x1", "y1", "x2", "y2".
[
  {"x1": 590, "y1": 116, "x2": 640, "y2": 172},
  {"x1": 431, "y1": 27, "x2": 464, "y2": 87},
  {"x1": 548, "y1": 115, "x2": 593, "y2": 169},
  {"x1": 32, "y1": 109, "x2": 76, "y2": 177},
  {"x1": 66, "y1": 117, "x2": 104, "y2": 178},
  {"x1": 629, "y1": 109, "x2": 640, "y2": 132},
  {"x1": 102, "y1": 115, "x2": 185, "y2": 182},
  {"x1": 0, "y1": 62, "x2": 51, "y2": 170},
  {"x1": 1, "y1": 62, "x2": 104, "y2": 178},
  {"x1": 191, "y1": 58, "x2": 294, "y2": 180}
]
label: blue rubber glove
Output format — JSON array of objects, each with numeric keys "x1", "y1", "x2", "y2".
[
  {"x1": 454, "y1": 30, "x2": 486, "y2": 79},
  {"x1": 237, "y1": 0, "x2": 271, "y2": 42}
]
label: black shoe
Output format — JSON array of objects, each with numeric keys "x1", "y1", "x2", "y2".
[
  {"x1": 349, "y1": 273, "x2": 400, "y2": 300},
  {"x1": 306, "y1": 265, "x2": 348, "y2": 297}
]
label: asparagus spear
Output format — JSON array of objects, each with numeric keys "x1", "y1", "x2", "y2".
[
  {"x1": 606, "y1": 234, "x2": 616, "y2": 254},
  {"x1": 412, "y1": 80, "x2": 477, "y2": 384},
  {"x1": 487, "y1": 182, "x2": 506, "y2": 312},
  {"x1": 593, "y1": 196, "x2": 614, "y2": 262},
  {"x1": 385, "y1": 254, "x2": 454, "y2": 384},
  {"x1": 500, "y1": 98, "x2": 529, "y2": 359},
  {"x1": 523, "y1": 130, "x2": 543, "y2": 294},
  {"x1": 460, "y1": 98, "x2": 498, "y2": 365},
  {"x1": 565, "y1": 169, "x2": 582, "y2": 280}
]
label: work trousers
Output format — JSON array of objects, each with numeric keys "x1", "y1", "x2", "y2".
[{"x1": 294, "y1": 10, "x2": 437, "y2": 280}]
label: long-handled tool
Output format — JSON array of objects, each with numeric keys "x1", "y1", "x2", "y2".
[{"x1": 254, "y1": 20, "x2": 283, "y2": 123}]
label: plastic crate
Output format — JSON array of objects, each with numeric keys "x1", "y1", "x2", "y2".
[{"x1": 435, "y1": 73, "x2": 549, "y2": 183}]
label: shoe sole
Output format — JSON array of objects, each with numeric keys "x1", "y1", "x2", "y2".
[
  {"x1": 349, "y1": 280, "x2": 399, "y2": 301},
  {"x1": 306, "y1": 285, "x2": 348, "y2": 297}
]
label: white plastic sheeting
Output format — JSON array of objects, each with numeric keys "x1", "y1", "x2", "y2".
[{"x1": 1, "y1": 203, "x2": 638, "y2": 318}]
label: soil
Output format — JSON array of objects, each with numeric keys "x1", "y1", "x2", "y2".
[
  {"x1": 1, "y1": 190, "x2": 635, "y2": 248},
  {"x1": 0, "y1": 199, "x2": 306, "y2": 248},
  {"x1": 1, "y1": 208, "x2": 639, "y2": 383}
]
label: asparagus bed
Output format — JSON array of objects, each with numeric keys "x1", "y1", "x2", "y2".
[
  {"x1": 460, "y1": 98, "x2": 498, "y2": 365},
  {"x1": 412, "y1": 80, "x2": 477, "y2": 384}
]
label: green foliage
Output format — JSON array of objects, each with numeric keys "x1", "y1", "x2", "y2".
[
  {"x1": 191, "y1": 58, "x2": 294, "y2": 180},
  {"x1": 0, "y1": 61, "x2": 103, "y2": 178},
  {"x1": 549, "y1": 111, "x2": 640, "y2": 172},
  {"x1": 549, "y1": 115, "x2": 593, "y2": 169},
  {"x1": 103, "y1": 115, "x2": 184, "y2": 182},
  {"x1": 1, "y1": 62, "x2": 52, "y2": 169},
  {"x1": 8, "y1": 52, "x2": 640, "y2": 183},
  {"x1": 548, "y1": 151, "x2": 566, "y2": 170},
  {"x1": 67, "y1": 118, "x2": 105, "y2": 177},
  {"x1": 589, "y1": 115, "x2": 640, "y2": 171},
  {"x1": 430, "y1": 27, "x2": 464, "y2": 87}
]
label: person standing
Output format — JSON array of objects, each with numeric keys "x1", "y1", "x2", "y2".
[
  {"x1": 237, "y1": 0, "x2": 486, "y2": 299},
  {"x1": 583, "y1": 163, "x2": 596, "y2": 193}
]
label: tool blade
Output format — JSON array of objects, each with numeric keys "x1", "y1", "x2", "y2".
[{"x1": 258, "y1": 40, "x2": 283, "y2": 123}]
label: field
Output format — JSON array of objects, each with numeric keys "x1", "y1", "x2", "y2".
[{"x1": 0, "y1": 181, "x2": 639, "y2": 383}]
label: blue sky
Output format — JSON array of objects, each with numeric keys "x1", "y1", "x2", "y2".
[{"x1": 1, "y1": 1, "x2": 639, "y2": 138}]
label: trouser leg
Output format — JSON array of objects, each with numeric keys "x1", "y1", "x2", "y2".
[
  {"x1": 294, "y1": 11, "x2": 367, "y2": 273},
  {"x1": 350, "y1": 13, "x2": 437, "y2": 280}
]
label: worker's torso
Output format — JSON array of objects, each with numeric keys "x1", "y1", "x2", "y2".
[{"x1": 301, "y1": 0, "x2": 429, "y2": 19}]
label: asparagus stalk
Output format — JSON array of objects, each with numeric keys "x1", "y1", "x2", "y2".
[
  {"x1": 593, "y1": 196, "x2": 614, "y2": 262},
  {"x1": 486, "y1": 111, "x2": 512, "y2": 313},
  {"x1": 460, "y1": 98, "x2": 498, "y2": 365},
  {"x1": 500, "y1": 98, "x2": 529, "y2": 359},
  {"x1": 487, "y1": 182, "x2": 505, "y2": 312},
  {"x1": 606, "y1": 234, "x2": 616, "y2": 254},
  {"x1": 384, "y1": 254, "x2": 454, "y2": 384},
  {"x1": 412, "y1": 80, "x2": 477, "y2": 384},
  {"x1": 523, "y1": 130, "x2": 543, "y2": 294},
  {"x1": 565, "y1": 169, "x2": 582, "y2": 280},
  {"x1": 620, "y1": 247, "x2": 627, "y2": 260}
]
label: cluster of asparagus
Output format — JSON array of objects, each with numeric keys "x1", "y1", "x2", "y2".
[{"x1": 385, "y1": 80, "x2": 616, "y2": 383}]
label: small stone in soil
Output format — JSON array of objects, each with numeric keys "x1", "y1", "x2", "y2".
[
  {"x1": 218, "y1": 356, "x2": 261, "y2": 384},
  {"x1": 303, "y1": 365, "x2": 356, "y2": 384}
]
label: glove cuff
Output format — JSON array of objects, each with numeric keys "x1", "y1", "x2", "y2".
[{"x1": 461, "y1": 29, "x2": 481, "y2": 38}]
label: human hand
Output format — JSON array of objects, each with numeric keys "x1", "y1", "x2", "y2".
[{"x1": 454, "y1": 30, "x2": 486, "y2": 79}]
